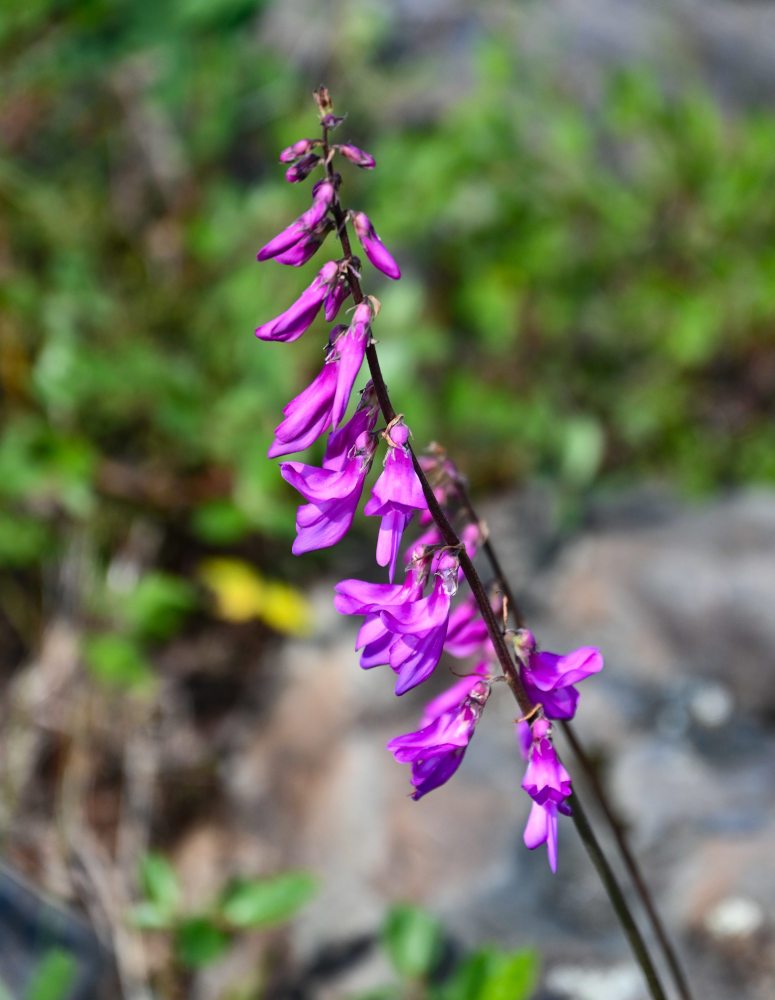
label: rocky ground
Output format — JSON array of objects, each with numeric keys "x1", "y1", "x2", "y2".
[
  {"x1": 4, "y1": 486, "x2": 774, "y2": 1000},
  {"x1": 250, "y1": 486, "x2": 775, "y2": 1000}
]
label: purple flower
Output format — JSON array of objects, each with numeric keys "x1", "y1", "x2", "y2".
[
  {"x1": 324, "y1": 274, "x2": 352, "y2": 322},
  {"x1": 257, "y1": 181, "x2": 336, "y2": 266},
  {"x1": 364, "y1": 419, "x2": 427, "y2": 582},
  {"x1": 351, "y1": 211, "x2": 401, "y2": 280},
  {"x1": 285, "y1": 152, "x2": 321, "y2": 183},
  {"x1": 330, "y1": 301, "x2": 372, "y2": 427},
  {"x1": 337, "y1": 551, "x2": 457, "y2": 694},
  {"x1": 443, "y1": 593, "x2": 491, "y2": 659},
  {"x1": 335, "y1": 562, "x2": 428, "y2": 675},
  {"x1": 514, "y1": 630, "x2": 603, "y2": 720},
  {"x1": 271, "y1": 225, "x2": 331, "y2": 267},
  {"x1": 521, "y1": 718, "x2": 573, "y2": 872},
  {"x1": 280, "y1": 396, "x2": 379, "y2": 553},
  {"x1": 322, "y1": 381, "x2": 378, "y2": 470},
  {"x1": 387, "y1": 672, "x2": 491, "y2": 799},
  {"x1": 279, "y1": 139, "x2": 316, "y2": 163},
  {"x1": 380, "y1": 571, "x2": 453, "y2": 693},
  {"x1": 267, "y1": 305, "x2": 372, "y2": 459},
  {"x1": 336, "y1": 143, "x2": 376, "y2": 169},
  {"x1": 255, "y1": 261, "x2": 340, "y2": 343},
  {"x1": 335, "y1": 571, "x2": 425, "y2": 620}
]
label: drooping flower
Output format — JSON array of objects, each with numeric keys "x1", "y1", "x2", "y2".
[
  {"x1": 521, "y1": 718, "x2": 573, "y2": 872},
  {"x1": 335, "y1": 559, "x2": 428, "y2": 675},
  {"x1": 387, "y1": 670, "x2": 491, "y2": 799},
  {"x1": 364, "y1": 419, "x2": 427, "y2": 582},
  {"x1": 257, "y1": 181, "x2": 336, "y2": 266},
  {"x1": 268, "y1": 304, "x2": 372, "y2": 459},
  {"x1": 255, "y1": 261, "x2": 340, "y2": 343},
  {"x1": 514, "y1": 630, "x2": 603, "y2": 721},
  {"x1": 381, "y1": 570, "x2": 454, "y2": 693},
  {"x1": 280, "y1": 393, "x2": 379, "y2": 553},
  {"x1": 336, "y1": 550, "x2": 456, "y2": 694},
  {"x1": 324, "y1": 275, "x2": 352, "y2": 322},
  {"x1": 351, "y1": 211, "x2": 401, "y2": 280}
]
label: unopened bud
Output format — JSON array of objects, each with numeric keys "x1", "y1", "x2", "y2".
[
  {"x1": 285, "y1": 153, "x2": 321, "y2": 183},
  {"x1": 279, "y1": 138, "x2": 316, "y2": 163},
  {"x1": 336, "y1": 143, "x2": 376, "y2": 169},
  {"x1": 321, "y1": 113, "x2": 346, "y2": 130}
]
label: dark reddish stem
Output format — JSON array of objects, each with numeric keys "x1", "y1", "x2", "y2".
[
  {"x1": 318, "y1": 107, "x2": 675, "y2": 1000},
  {"x1": 322, "y1": 122, "x2": 533, "y2": 717},
  {"x1": 452, "y1": 479, "x2": 694, "y2": 1000}
]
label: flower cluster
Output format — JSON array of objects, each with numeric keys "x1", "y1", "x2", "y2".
[{"x1": 254, "y1": 89, "x2": 603, "y2": 870}]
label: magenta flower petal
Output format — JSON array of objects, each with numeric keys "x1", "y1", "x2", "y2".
[
  {"x1": 331, "y1": 302, "x2": 371, "y2": 427},
  {"x1": 387, "y1": 677, "x2": 490, "y2": 799},
  {"x1": 518, "y1": 639, "x2": 603, "y2": 721},
  {"x1": 267, "y1": 342, "x2": 342, "y2": 458},
  {"x1": 352, "y1": 211, "x2": 401, "y2": 280},
  {"x1": 323, "y1": 382, "x2": 378, "y2": 471},
  {"x1": 524, "y1": 801, "x2": 559, "y2": 872},
  {"x1": 418, "y1": 663, "x2": 489, "y2": 728},
  {"x1": 324, "y1": 277, "x2": 351, "y2": 322},
  {"x1": 257, "y1": 221, "x2": 308, "y2": 262},
  {"x1": 443, "y1": 594, "x2": 490, "y2": 659},
  {"x1": 279, "y1": 138, "x2": 316, "y2": 163},
  {"x1": 382, "y1": 575, "x2": 452, "y2": 693},
  {"x1": 521, "y1": 719, "x2": 573, "y2": 871},
  {"x1": 280, "y1": 402, "x2": 379, "y2": 553},
  {"x1": 364, "y1": 420, "x2": 427, "y2": 581},
  {"x1": 285, "y1": 152, "x2": 321, "y2": 182},
  {"x1": 255, "y1": 261, "x2": 339, "y2": 343}
]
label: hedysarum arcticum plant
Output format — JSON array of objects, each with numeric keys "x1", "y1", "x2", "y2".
[{"x1": 254, "y1": 87, "x2": 694, "y2": 1000}]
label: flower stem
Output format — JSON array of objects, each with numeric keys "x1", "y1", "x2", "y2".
[
  {"x1": 569, "y1": 792, "x2": 669, "y2": 1000},
  {"x1": 453, "y1": 478, "x2": 694, "y2": 1000},
  {"x1": 322, "y1": 114, "x2": 673, "y2": 1000},
  {"x1": 562, "y1": 720, "x2": 695, "y2": 1000}
]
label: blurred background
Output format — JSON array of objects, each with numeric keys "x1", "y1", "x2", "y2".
[{"x1": 2, "y1": 0, "x2": 775, "y2": 997}]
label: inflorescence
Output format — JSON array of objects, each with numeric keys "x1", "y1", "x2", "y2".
[{"x1": 254, "y1": 88, "x2": 602, "y2": 872}]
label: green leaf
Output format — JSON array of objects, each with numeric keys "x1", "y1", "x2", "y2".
[
  {"x1": 82, "y1": 633, "x2": 155, "y2": 690},
  {"x1": 138, "y1": 852, "x2": 180, "y2": 917},
  {"x1": 0, "y1": 513, "x2": 52, "y2": 567},
  {"x1": 438, "y1": 947, "x2": 538, "y2": 1000},
  {"x1": 381, "y1": 903, "x2": 444, "y2": 981},
  {"x1": 176, "y1": 917, "x2": 230, "y2": 969},
  {"x1": 481, "y1": 950, "x2": 538, "y2": 1000},
  {"x1": 128, "y1": 900, "x2": 174, "y2": 931},
  {"x1": 25, "y1": 949, "x2": 76, "y2": 1000},
  {"x1": 123, "y1": 572, "x2": 198, "y2": 641},
  {"x1": 219, "y1": 871, "x2": 317, "y2": 929},
  {"x1": 191, "y1": 498, "x2": 252, "y2": 544}
]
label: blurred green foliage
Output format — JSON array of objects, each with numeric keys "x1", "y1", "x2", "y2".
[
  {"x1": 2, "y1": 1, "x2": 774, "y2": 614},
  {"x1": 130, "y1": 850, "x2": 317, "y2": 977},
  {"x1": 354, "y1": 902, "x2": 537, "y2": 1000}
]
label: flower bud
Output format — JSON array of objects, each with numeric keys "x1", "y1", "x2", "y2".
[
  {"x1": 351, "y1": 210, "x2": 401, "y2": 280},
  {"x1": 321, "y1": 113, "x2": 346, "y2": 130},
  {"x1": 285, "y1": 153, "x2": 321, "y2": 183},
  {"x1": 279, "y1": 138, "x2": 315, "y2": 163},
  {"x1": 336, "y1": 143, "x2": 376, "y2": 169}
]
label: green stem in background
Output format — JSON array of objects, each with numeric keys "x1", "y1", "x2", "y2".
[
  {"x1": 569, "y1": 792, "x2": 668, "y2": 1000},
  {"x1": 319, "y1": 111, "x2": 673, "y2": 1000}
]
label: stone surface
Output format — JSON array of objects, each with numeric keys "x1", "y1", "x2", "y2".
[{"x1": 246, "y1": 487, "x2": 775, "y2": 999}]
